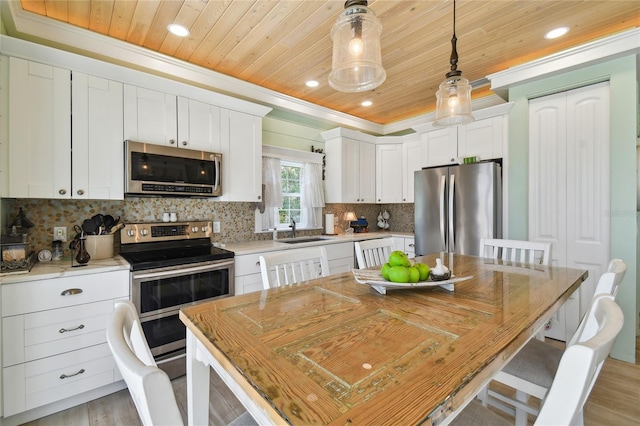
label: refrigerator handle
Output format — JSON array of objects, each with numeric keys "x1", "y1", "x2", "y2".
[
  {"x1": 439, "y1": 175, "x2": 446, "y2": 250},
  {"x1": 449, "y1": 173, "x2": 455, "y2": 252}
]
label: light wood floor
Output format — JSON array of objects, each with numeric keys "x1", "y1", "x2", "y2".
[{"x1": 23, "y1": 338, "x2": 640, "y2": 426}]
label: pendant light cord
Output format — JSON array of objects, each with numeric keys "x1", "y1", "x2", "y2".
[{"x1": 447, "y1": 0, "x2": 461, "y2": 78}]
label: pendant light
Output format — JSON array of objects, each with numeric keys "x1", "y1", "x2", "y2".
[
  {"x1": 433, "y1": 0, "x2": 474, "y2": 127},
  {"x1": 329, "y1": 0, "x2": 386, "y2": 92}
]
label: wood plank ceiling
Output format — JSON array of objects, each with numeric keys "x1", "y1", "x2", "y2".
[{"x1": 18, "y1": 0, "x2": 640, "y2": 124}]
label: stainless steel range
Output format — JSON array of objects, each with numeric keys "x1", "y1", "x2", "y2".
[{"x1": 119, "y1": 220, "x2": 234, "y2": 378}]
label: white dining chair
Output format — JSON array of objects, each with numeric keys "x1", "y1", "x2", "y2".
[
  {"x1": 354, "y1": 238, "x2": 395, "y2": 269},
  {"x1": 107, "y1": 301, "x2": 257, "y2": 426},
  {"x1": 480, "y1": 260, "x2": 627, "y2": 425},
  {"x1": 107, "y1": 300, "x2": 184, "y2": 426},
  {"x1": 259, "y1": 246, "x2": 330, "y2": 289},
  {"x1": 479, "y1": 238, "x2": 551, "y2": 265},
  {"x1": 453, "y1": 294, "x2": 624, "y2": 426}
]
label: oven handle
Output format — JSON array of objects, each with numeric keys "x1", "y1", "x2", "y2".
[{"x1": 132, "y1": 261, "x2": 234, "y2": 280}]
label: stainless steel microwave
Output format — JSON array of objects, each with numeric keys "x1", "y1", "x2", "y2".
[{"x1": 125, "y1": 140, "x2": 222, "y2": 197}]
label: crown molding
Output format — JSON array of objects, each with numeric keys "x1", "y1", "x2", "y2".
[{"x1": 488, "y1": 28, "x2": 640, "y2": 98}]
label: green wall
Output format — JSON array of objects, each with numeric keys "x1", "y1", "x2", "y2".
[{"x1": 507, "y1": 55, "x2": 638, "y2": 362}]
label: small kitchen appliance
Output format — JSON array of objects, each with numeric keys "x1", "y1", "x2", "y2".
[{"x1": 119, "y1": 220, "x2": 234, "y2": 378}]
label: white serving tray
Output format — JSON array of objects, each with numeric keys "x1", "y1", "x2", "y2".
[{"x1": 352, "y1": 269, "x2": 473, "y2": 295}]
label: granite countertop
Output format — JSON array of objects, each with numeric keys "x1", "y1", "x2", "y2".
[
  {"x1": 0, "y1": 255, "x2": 131, "y2": 284},
  {"x1": 223, "y1": 231, "x2": 414, "y2": 256}
]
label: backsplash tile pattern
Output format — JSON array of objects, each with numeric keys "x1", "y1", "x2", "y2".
[{"x1": 2, "y1": 198, "x2": 414, "y2": 256}]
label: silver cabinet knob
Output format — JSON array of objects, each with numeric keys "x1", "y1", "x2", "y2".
[
  {"x1": 77, "y1": 189, "x2": 85, "y2": 195},
  {"x1": 182, "y1": 140, "x2": 188, "y2": 146},
  {"x1": 169, "y1": 139, "x2": 176, "y2": 145},
  {"x1": 59, "y1": 189, "x2": 67, "y2": 195}
]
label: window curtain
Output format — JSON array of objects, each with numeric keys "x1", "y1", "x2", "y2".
[
  {"x1": 261, "y1": 156, "x2": 282, "y2": 230},
  {"x1": 300, "y1": 162, "x2": 325, "y2": 228}
]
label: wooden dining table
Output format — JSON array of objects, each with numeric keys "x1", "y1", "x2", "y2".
[{"x1": 179, "y1": 253, "x2": 587, "y2": 426}]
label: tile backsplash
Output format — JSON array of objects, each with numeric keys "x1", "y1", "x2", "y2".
[{"x1": 2, "y1": 198, "x2": 414, "y2": 256}]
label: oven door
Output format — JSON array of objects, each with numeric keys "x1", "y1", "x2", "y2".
[{"x1": 131, "y1": 259, "x2": 234, "y2": 359}]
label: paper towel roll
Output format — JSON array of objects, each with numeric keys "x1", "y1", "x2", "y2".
[{"x1": 325, "y1": 214, "x2": 335, "y2": 235}]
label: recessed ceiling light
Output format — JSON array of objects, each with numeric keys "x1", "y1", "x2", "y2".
[
  {"x1": 361, "y1": 100, "x2": 373, "y2": 107},
  {"x1": 306, "y1": 80, "x2": 319, "y2": 88},
  {"x1": 167, "y1": 23, "x2": 190, "y2": 37},
  {"x1": 545, "y1": 27, "x2": 569, "y2": 39}
]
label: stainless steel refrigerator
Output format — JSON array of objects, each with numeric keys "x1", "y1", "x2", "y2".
[{"x1": 414, "y1": 162, "x2": 502, "y2": 256}]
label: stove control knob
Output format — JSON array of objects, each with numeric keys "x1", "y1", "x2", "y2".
[
  {"x1": 191, "y1": 226, "x2": 199, "y2": 233},
  {"x1": 201, "y1": 226, "x2": 208, "y2": 233},
  {"x1": 127, "y1": 229, "x2": 136, "y2": 237},
  {"x1": 140, "y1": 229, "x2": 149, "y2": 236}
]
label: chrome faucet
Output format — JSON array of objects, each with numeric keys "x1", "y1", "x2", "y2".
[{"x1": 289, "y1": 218, "x2": 296, "y2": 238}]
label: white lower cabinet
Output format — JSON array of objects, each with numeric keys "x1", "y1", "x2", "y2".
[
  {"x1": 1, "y1": 270, "x2": 129, "y2": 417},
  {"x1": 234, "y1": 242, "x2": 355, "y2": 295},
  {"x1": 392, "y1": 236, "x2": 415, "y2": 259}
]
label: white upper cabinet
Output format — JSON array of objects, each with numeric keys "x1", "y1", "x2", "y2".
[
  {"x1": 123, "y1": 85, "x2": 177, "y2": 147},
  {"x1": 322, "y1": 128, "x2": 377, "y2": 204},
  {"x1": 72, "y1": 73, "x2": 124, "y2": 200},
  {"x1": 219, "y1": 109, "x2": 262, "y2": 202},
  {"x1": 124, "y1": 86, "x2": 222, "y2": 153},
  {"x1": 376, "y1": 140, "x2": 403, "y2": 203},
  {"x1": 457, "y1": 115, "x2": 505, "y2": 161},
  {"x1": 8, "y1": 58, "x2": 71, "y2": 199},
  {"x1": 422, "y1": 127, "x2": 458, "y2": 167},
  {"x1": 416, "y1": 103, "x2": 513, "y2": 167},
  {"x1": 402, "y1": 137, "x2": 424, "y2": 203},
  {"x1": 177, "y1": 96, "x2": 222, "y2": 152}
]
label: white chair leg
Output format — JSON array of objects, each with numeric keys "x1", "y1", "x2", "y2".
[
  {"x1": 476, "y1": 384, "x2": 489, "y2": 407},
  {"x1": 515, "y1": 389, "x2": 529, "y2": 426}
]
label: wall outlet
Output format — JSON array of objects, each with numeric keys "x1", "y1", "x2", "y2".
[
  {"x1": 53, "y1": 226, "x2": 67, "y2": 242},
  {"x1": 213, "y1": 221, "x2": 221, "y2": 233}
]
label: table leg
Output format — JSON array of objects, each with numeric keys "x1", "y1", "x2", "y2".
[{"x1": 186, "y1": 330, "x2": 210, "y2": 426}]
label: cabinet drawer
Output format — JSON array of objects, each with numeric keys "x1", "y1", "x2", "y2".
[
  {"x1": 235, "y1": 253, "x2": 264, "y2": 277},
  {"x1": 237, "y1": 273, "x2": 264, "y2": 295},
  {"x1": 4, "y1": 300, "x2": 115, "y2": 367},
  {"x1": 2, "y1": 270, "x2": 128, "y2": 316},
  {"x1": 3, "y1": 343, "x2": 115, "y2": 416},
  {"x1": 328, "y1": 257, "x2": 354, "y2": 275},
  {"x1": 325, "y1": 242, "x2": 354, "y2": 261}
]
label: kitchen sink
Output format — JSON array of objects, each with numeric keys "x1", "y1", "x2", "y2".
[{"x1": 279, "y1": 237, "x2": 332, "y2": 244}]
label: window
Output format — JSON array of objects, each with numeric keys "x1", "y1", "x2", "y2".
[
  {"x1": 256, "y1": 145, "x2": 325, "y2": 233},
  {"x1": 279, "y1": 161, "x2": 302, "y2": 228}
]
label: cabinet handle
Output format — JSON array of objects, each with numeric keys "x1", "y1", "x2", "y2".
[
  {"x1": 169, "y1": 139, "x2": 176, "y2": 145},
  {"x1": 59, "y1": 324, "x2": 85, "y2": 334},
  {"x1": 60, "y1": 369, "x2": 85, "y2": 380},
  {"x1": 408, "y1": 243, "x2": 415, "y2": 248},
  {"x1": 76, "y1": 189, "x2": 85, "y2": 196},
  {"x1": 58, "y1": 189, "x2": 67, "y2": 195},
  {"x1": 257, "y1": 195, "x2": 261, "y2": 200},
  {"x1": 378, "y1": 199, "x2": 381, "y2": 202},
  {"x1": 181, "y1": 140, "x2": 188, "y2": 146},
  {"x1": 256, "y1": 261, "x2": 260, "y2": 266},
  {"x1": 60, "y1": 288, "x2": 83, "y2": 296}
]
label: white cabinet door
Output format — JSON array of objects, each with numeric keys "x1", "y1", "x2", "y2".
[
  {"x1": 457, "y1": 116, "x2": 504, "y2": 160},
  {"x1": 177, "y1": 96, "x2": 221, "y2": 152},
  {"x1": 8, "y1": 58, "x2": 71, "y2": 199},
  {"x1": 72, "y1": 73, "x2": 124, "y2": 200},
  {"x1": 341, "y1": 138, "x2": 361, "y2": 203},
  {"x1": 220, "y1": 109, "x2": 262, "y2": 202},
  {"x1": 402, "y1": 138, "x2": 424, "y2": 203},
  {"x1": 423, "y1": 127, "x2": 457, "y2": 167},
  {"x1": 123, "y1": 85, "x2": 177, "y2": 146},
  {"x1": 358, "y1": 141, "x2": 376, "y2": 203},
  {"x1": 529, "y1": 82, "x2": 610, "y2": 341},
  {"x1": 375, "y1": 144, "x2": 403, "y2": 203}
]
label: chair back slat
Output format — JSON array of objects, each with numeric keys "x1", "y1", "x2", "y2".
[
  {"x1": 260, "y1": 246, "x2": 330, "y2": 289},
  {"x1": 480, "y1": 238, "x2": 551, "y2": 266},
  {"x1": 355, "y1": 238, "x2": 395, "y2": 269}
]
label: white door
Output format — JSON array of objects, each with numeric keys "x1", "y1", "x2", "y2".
[
  {"x1": 358, "y1": 141, "x2": 376, "y2": 203},
  {"x1": 342, "y1": 138, "x2": 362, "y2": 203},
  {"x1": 8, "y1": 58, "x2": 71, "y2": 199},
  {"x1": 402, "y1": 139, "x2": 423, "y2": 203},
  {"x1": 72, "y1": 73, "x2": 124, "y2": 200},
  {"x1": 529, "y1": 82, "x2": 610, "y2": 340},
  {"x1": 423, "y1": 127, "x2": 457, "y2": 166},
  {"x1": 177, "y1": 97, "x2": 221, "y2": 152},
  {"x1": 375, "y1": 144, "x2": 403, "y2": 203},
  {"x1": 123, "y1": 85, "x2": 177, "y2": 146}
]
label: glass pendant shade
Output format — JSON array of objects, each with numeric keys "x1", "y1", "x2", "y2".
[
  {"x1": 433, "y1": 74, "x2": 474, "y2": 127},
  {"x1": 329, "y1": 2, "x2": 386, "y2": 92}
]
